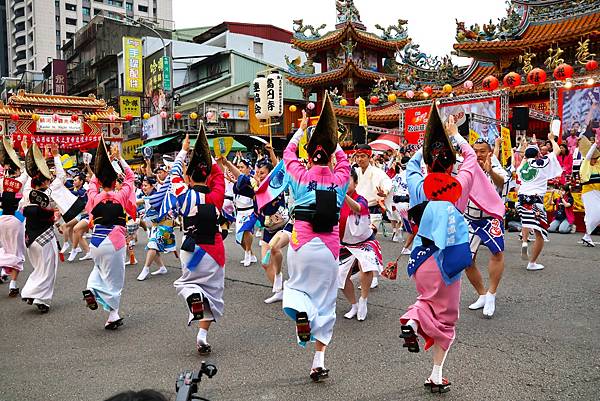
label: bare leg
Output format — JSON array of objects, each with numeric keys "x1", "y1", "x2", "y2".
[
  {"x1": 529, "y1": 230, "x2": 544, "y2": 264},
  {"x1": 487, "y1": 252, "x2": 504, "y2": 293},
  {"x1": 261, "y1": 242, "x2": 275, "y2": 284},
  {"x1": 359, "y1": 270, "x2": 374, "y2": 299},
  {"x1": 242, "y1": 231, "x2": 253, "y2": 253},
  {"x1": 465, "y1": 258, "x2": 486, "y2": 295},
  {"x1": 154, "y1": 253, "x2": 164, "y2": 268},
  {"x1": 404, "y1": 232, "x2": 416, "y2": 249},
  {"x1": 315, "y1": 341, "x2": 326, "y2": 352},
  {"x1": 341, "y1": 272, "x2": 356, "y2": 305},
  {"x1": 144, "y1": 250, "x2": 158, "y2": 267}
]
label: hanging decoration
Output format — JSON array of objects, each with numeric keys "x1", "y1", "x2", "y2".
[
  {"x1": 307, "y1": 102, "x2": 315, "y2": 110},
  {"x1": 289, "y1": 105, "x2": 297, "y2": 112},
  {"x1": 206, "y1": 111, "x2": 214, "y2": 120},
  {"x1": 553, "y1": 63, "x2": 574, "y2": 80},
  {"x1": 340, "y1": 99, "x2": 348, "y2": 106},
  {"x1": 503, "y1": 72, "x2": 521, "y2": 88},
  {"x1": 405, "y1": 90, "x2": 415, "y2": 99},
  {"x1": 387, "y1": 93, "x2": 397, "y2": 103},
  {"x1": 71, "y1": 114, "x2": 79, "y2": 122},
  {"x1": 125, "y1": 114, "x2": 133, "y2": 121},
  {"x1": 527, "y1": 68, "x2": 547, "y2": 85},
  {"x1": 189, "y1": 112, "x2": 198, "y2": 120},
  {"x1": 482, "y1": 75, "x2": 499, "y2": 91},
  {"x1": 221, "y1": 111, "x2": 230, "y2": 119},
  {"x1": 159, "y1": 111, "x2": 168, "y2": 119},
  {"x1": 252, "y1": 74, "x2": 269, "y2": 120},
  {"x1": 238, "y1": 110, "x2": 246, "y2": 118},
  {"x1": 90, "y1": 114, "x2": 98, "y2": 122},
  {"x1": 463, "y1": 80, "x2": 474, "y2": 90},
  {"x1": 423, "y1": 86, "x2": 433, "y2": 97},
  {"x1": 108, "y1": 114, "x2": 117, "y2": 122},
  {"x1": 266, "y1": 72, "x2": 284, "y2": 118},
  {"x1": 370, "y1": 95, "x2": 379, "y2": 105},
  {"x1": 31, "y1": 113, "x2": 40, "y2": 122},
  {"x1": 442, "y1": 84, "x2": 453, "y2": 94},
  {"x1": 174, "y1": 112, "x2": 182, "y2": 120},
  {"x1": 586, "y1": 60, "x2": 598, "y2": 71},
  {"x1": 10, "y1": 114, "x2": 19, "y2": 121},
  {"x1": 354, "y1": 98, "x2": 361, "y2": 106}
]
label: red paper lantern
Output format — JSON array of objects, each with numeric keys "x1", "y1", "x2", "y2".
[
  {"x1": 125, "y1": 114, "x2": 133, "y2": 121},
  {"x1": 553, "y1": 63, "x2": 574, "y2": 81},
  {"x1": 71, "y1": 114, "x2": 79, "y2": 121},
  {"x1": 527, "y1": 68, "x2": 547, "y2": 85},
  {"x1": 370, "y1": 96, "x2": 379, "y2": 105},
  {"x1": 423, "y1": 86, "x2": 433, "y2": 96},
  {"x1": 222, "y1": 112, "x2": 230, "y2": 119},
  {"x1": 503, "y1": 72, "x2": 521, "y2": 88},
  {"x1": 586, "y1": 60, "x2": 598, "y2": 71},
  {"x1": 10, "y1": 113, "x2": 19, "y2": 121},
  {"x1": 174, "y1": 112, "x2": 182, "y2": 120},
  {"x1": 482, "y1": 75, "x2": 499, "y2": 91}
]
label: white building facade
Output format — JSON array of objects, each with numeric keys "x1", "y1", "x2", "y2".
[{"x1": 5, "y1": 0, "x2": 173, "y2": 76}]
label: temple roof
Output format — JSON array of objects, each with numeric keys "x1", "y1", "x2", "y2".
[
  {"x1": 455, "y1": 11, "x2": 600, "y2": 56},
  {"x1": 287, "y1": 59, "x2": 397, "y2": 87},
  {"x1": 7, "y1": 91, "x2": 108, "y2": 110},
  {"x1": 454, "y1": 0, "x2": 600, "y2": 57},
  {"x1": 292, "y1": 22, "x2": 410, "y2": 53}
]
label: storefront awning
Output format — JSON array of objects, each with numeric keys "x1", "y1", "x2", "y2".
[
  {"x1": 190, "y1": 137, "x2": 247, "y2": 152},
  {"x1": 140, "y1": 135, "x2": 179, "y2": 148}
]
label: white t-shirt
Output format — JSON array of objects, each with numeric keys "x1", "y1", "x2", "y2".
[{"x1": 517, "y1": 153, "x2": 563, "y2": 196}]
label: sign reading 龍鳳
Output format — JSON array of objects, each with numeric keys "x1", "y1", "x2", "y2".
[{"x1": 123, "y1": 37, "x2": 143, "y2": 93}]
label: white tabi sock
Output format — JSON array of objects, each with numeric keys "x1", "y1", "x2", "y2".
[
  {"x1": 9, "y1": 280, "x2": 18, "y2": 289},
  {"x1": 406, "y1": 319, "x2": 419, "y2": 333},
  {"x1": 197, "y1": 328, "x2": 208, "y2": 345},
  {"x1": 108, "y1": 309, "x2": 120, "y2": 322},
  {"x1": 430, "y1": 365, "x2": 443, "y2": 384},
  {"x1": 273, "y1": 273, "x2": 283, "y2": 293},
  {"x1": 312, "y1": 351, "x2": 325, "y2": 369}
]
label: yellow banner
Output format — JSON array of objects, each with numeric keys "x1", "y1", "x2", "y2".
[
  {"x1": 123, "y1": 37, "x2": 143, "y2": 93},
  {"x1": 119, "y1": 96, "x2": 141, "y2": 117},
  {"x1": 214, "y1": 137, "x2": 234, "y2": 158},
  {"x1": 469, "y1": 129, "x2": 480, "y2": 145},
  {"x1": 122, "y1": 138, "x2": 143, "y2": 160},
  {"x1": 298, "y1": 130, "x2": 309, "y2": 160},
  {"x1": 358, "y1": 97, "x2": 367, "y2": 127},
  {"x1": 500, "y1": 126, "x2": 513, "y2": 167}
]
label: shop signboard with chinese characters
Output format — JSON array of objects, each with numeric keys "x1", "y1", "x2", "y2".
[
  {"x1": 162, "y1": 56, "x2": 171, "y2": 91},
  {"x1": 144, "y1": 46, "x2": 172, "y2": 115},
  {"x1": 123, "y1": 37, "x2": 143, "y2": 93},
  {"x1": 36, "y1": 114, "x2": 83, "y2": 134},
  {"x1": 119, "y1": 96, "x2": 141, "y2": 117},
  {"x1": 52, "y1": 60, "x2": 68, "y2": 96}
]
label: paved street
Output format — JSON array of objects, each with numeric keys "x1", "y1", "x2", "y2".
[{"x1": 1, "y1": 230, "x2": 599, "y2": 401}]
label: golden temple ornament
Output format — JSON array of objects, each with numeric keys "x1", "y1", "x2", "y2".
[
  {"x1": 519, "y1": 51, "x2": 536, "y2": 74},
  {"x1": 576, "y1": 39, "x2": 596, "y2": 65},
  {"x1": 544, "y1": 47, "x2": 564, "y2": 70}
]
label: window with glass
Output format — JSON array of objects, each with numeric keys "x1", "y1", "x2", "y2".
[
  {"x1": 83, "y1": 7, "x2": 90, "y2": 16},
  {"x1": 65, "y1": 3, "x2": 77, "y2": 11},
  {"x1": 65, "y1": 17, "x2": 77, "y2": 25},
  {"x1": 138, "y1": 5, "x2": 148, "y2": 12}
]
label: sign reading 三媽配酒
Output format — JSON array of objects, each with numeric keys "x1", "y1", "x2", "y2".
[
  {"x1": 162, "y1": 56, "x2": 171, "y2": 91},
  {"x1": 123, "y1": 37, "x2": 143, "y2": 93},
  {"x1": 36, "y1": 114, "x2": 83, "y2": 134},
  {"x1": 119, "y1": 96, "x2": 141, "y2": 117}
]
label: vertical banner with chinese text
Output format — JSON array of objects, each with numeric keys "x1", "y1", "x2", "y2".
[{"x1": 123, "y1": 37, "x2": 143, "y2": 93}]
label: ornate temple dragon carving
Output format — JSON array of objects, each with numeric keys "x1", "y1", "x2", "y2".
[{"x1": 292, "y1": 19, "x2": 327, "y2": 39}]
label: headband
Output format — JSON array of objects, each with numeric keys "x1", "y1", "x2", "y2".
[{"x1": 355, "y1": 148, "x2": 372, "y2": 157}]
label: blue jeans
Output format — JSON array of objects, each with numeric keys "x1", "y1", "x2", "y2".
[{"x1": 548, "y1": 219, "x2": 572, "y2": 234}]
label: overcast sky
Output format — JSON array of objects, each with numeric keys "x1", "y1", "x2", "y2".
[{"x1": 173, "y1": 0, "x2": 507, "y2": 63}]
